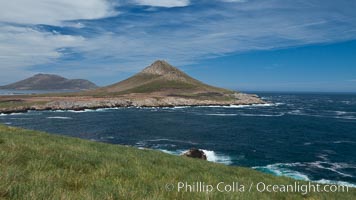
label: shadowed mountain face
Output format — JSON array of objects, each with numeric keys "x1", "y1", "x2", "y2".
[
  {"x1": 0, "y1": 74, "x2": 98, "y2": 90},
  {"x1": 90, "y1": 60, "x2": 234, "y2": 97}
]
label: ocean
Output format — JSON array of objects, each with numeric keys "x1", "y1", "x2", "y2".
[
  {"x1": 1, "y1": 92, "x2": 355, "y2": 187},
  {"x1": 0, "y1": 89, "x2": 80, "y2": 95}
]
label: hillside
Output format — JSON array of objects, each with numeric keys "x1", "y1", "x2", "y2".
[
  {"x1": 87, "y1": 60, "x2": 236, "y2": 99},
  {"x1": 0, "y1": 124, "x2": 354, "y2": 199},
  {"x1": 0, "y1": 74, "x2": 98, "y2": 90}
]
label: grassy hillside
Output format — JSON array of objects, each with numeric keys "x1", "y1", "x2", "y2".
[
  {"x1": 85, "y1": 60, "x2": 234, "y2": 97},
  {"x1": 0, "y1": 100, "x2": 49, "y2": 110},
  {"x1": 0, "y1": 125, "x2": 354, "y2": 199}
]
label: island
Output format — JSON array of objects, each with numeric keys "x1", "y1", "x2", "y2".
[
  {"x1": 0, "y1": 74, "x2": 98, "y2": 90},
  {"x1": 0, "y1": 60, "x2": 265, "y2": 114}
]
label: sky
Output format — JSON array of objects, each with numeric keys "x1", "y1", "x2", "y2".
[{"x1": 0, "y1": 0, "x2": 355, "y2": 92}]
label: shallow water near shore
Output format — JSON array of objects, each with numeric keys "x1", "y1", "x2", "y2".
[
  {"x1": 0, "y1": 89, "x2": 80, "y2": 95},
  {"x1": 1, "y1": 92, "x2": 356, "y2": 187}
]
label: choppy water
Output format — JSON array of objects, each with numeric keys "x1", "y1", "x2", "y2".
[
  {"x1": 0, "y1": 89, "x2": 79, "y2": 95},
  {"x1": 1, "y1": 92, "x2": 356, "y2": 187}
]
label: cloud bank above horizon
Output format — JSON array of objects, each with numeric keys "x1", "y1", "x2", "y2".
[{"x1": 0, "y1": 0, "x2": 355, "y2": 86}]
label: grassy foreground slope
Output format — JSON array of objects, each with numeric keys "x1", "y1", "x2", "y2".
[{"x1": 0, "y1": 125, "x2": 354, "y2": 200}]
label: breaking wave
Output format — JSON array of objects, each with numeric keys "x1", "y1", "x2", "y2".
[
  {"x1": 50, "y1": 107, "x2": 122, "y2": 113},
  {"x1": 287, "y1": 110, "x2": 356, "y2": 120},
  {"x1": 204, "y1": 113, "x2": 285, "y2": 117},
  {"x1": 201, "y1": 149, "x2": 233, "y2": 165},
  {"x1": 197, "y1": 103, "x2": 282, "y2": 108},
  {"x1": 239, "y1": 113, "x2": 285, "y2": 117},
  {"x1": 47, "y1": 116, "x2": 72, "y2": 120},
  {"x1": 155, "y1": 148, "x2": 233, "y2": 165},
  {"x1": 253, "y1": 162, "x2": 356, "y2": 187},
  {"x1": 205, "y1": 114, "x2": 238, "y2": 116}
]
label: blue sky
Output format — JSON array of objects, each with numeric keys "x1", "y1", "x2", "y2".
[{"x1": 0, "y1": 0, "x2": 355, "y2": 92}]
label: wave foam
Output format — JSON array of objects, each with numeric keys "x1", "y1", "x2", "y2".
[
  {"x1": 158, "y1": 149, "x2": 233, "y2": 165},
  {"x1": 201, "y1": 150, "x2": 233, "y2": 165},
  {"x1": 52, "y1": 108, "x2": 116, "y2": 113},
  {"x1": 334, "y1": 111, "x2": 348, "y2": 115},
  {"x1": 0, "y1": 112, "x2": 28, "y2": 117},
  {"x1": 315, "y1": 179, "x2": 356, "y2": 188},
  {"x1": 253, "y1": 163, "x2": 310, "y2": 181},
  {"x1": 333, "y1": 140, "x2": 356, "y2": 144},
  {"x1": 158, "y1": 149, "x2": 185, "y2": 156},
  {"x1": 10, "y1": 113, "x2": 24, "y2": 115},
  {"x1": 204, "y1": 112, "x2": 285, "y2": 117},
  {"x1": 288, "y1": 110, "x2": 356, "y2": 120},
  {"x1": 39, "y1": 103, "x2": 283, "y2": 113},
  {"x1": 47, "y1": 116, "x2": 72, "y2": 119},
  {"x1": 239, "y1": 113, "x2": 285, "y2": 117},
  {"x1": 68, "y1": 109, "x2": 98, "y2": 113},
  {"x1": 253, "y1": 162, "x2": 356, "y2": 187},
  {"x1": 205, "y1": 113, "x2": 238, "y2": 116},
  {"x1": 197, "y1": 103, "x2": 281, "y2": 109}
]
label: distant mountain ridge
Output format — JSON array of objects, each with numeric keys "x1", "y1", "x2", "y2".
[{"x1": 0, "y1": 74, "x2": 98, "y2": 90}]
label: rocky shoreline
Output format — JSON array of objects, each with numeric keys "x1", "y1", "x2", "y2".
[{"x1": 0, "y1": 93, "x2": 266, "y2": 114}]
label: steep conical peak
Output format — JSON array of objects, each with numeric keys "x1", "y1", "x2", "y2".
[
  {"x1": 85, "y1": 60, "x2": 236, "y2": 95},
  {"x1": 141, "y1": 60, "x2": 181, "y2": 75}
]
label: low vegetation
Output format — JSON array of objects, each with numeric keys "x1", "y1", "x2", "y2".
[
  {"x1": 0, "y1": 125, "x2": 354, "y2": 199},
  {"x1": 0, "y1": 100, "x2": 49, "y2": 110},
  {"x1": 118, "y1": 80, "x2": 197, "y2": 94},
  {"x1": 82, "y1": 60, "x2": 235, "y2": 97}
]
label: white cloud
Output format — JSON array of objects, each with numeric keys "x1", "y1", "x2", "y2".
[
  {"x1": 134, "y1": 0, "x2": 190, "y2": 7},
  {"x1": 0, "y1": 0, "x2": 117, "y2": 25},
  {"x1": 70, "y1": 0, "x2": 356, "y2": 72},
  {"x1": 0, "y1": 0, "x2": 356, "y2": 85},
  {"x1": 0, "y1": 25, "x2": 84, "y2": 83}
]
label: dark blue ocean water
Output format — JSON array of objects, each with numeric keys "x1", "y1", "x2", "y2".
[
  {"x1": 1, "y1": 92, "x2": 356, "y2": 187},
  {"x1": 0, "y1": 89, "x2": 80, "y2": 95}
]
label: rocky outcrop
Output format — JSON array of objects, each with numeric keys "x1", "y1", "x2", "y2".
[
  {"x1": 182, "y1": 149, "x2": 207, "y2": 160},
  {"x1": 0, "y1": 92, "x2": 266, "y2": 114}
]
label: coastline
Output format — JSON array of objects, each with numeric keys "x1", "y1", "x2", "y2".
[
  {"x1": 0, "y1": 93, "x2": 266, "y2": 114},
  {"x1": 2, "y1": 92, "x2": 356, "y2": 191},
  {"x1": 1, "y1": 124, "x2": 355, "y2": 199}
]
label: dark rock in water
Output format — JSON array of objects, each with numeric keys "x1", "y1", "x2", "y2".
[{"x1": 182, "y1": 148, "x2": 207, "y2": 160}]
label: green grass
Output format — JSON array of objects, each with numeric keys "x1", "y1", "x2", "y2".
[
  {"x1": 168, "y1": 92, "x2": 237, "y2": 101},
  {"x1": 117, "y1": 80, "x2": 198, "y2": 95},
  {"x1": 0, "y1": 125, "x2": 354, "y2": 199},
  {"x1": 0, "y1": 100, "x2": 49, "y2": 109}
]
